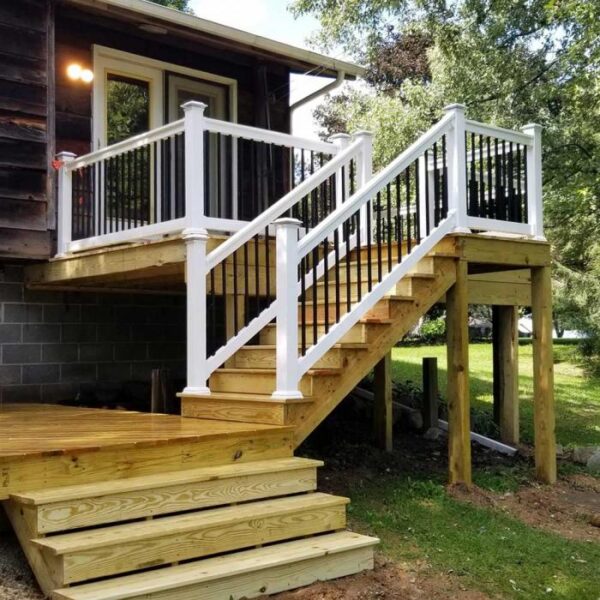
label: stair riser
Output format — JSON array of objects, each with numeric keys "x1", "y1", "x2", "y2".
[
  {"x1": 53, "y1": 546, "x2": 374, "y2": 600},
  {"x1": 210, "y1": 372, "x2": 321, "y2": 396},
  {"x1": 260, "y1": 322, "x2": 383, "y2": 345},
  {"x1": 51, "y1": 504, "x2": 347, "y2": 584},
  {"x1": 300, "y1": 299, "x2": 393, "y2": 324},
  {"x1": 316, "y1": 280, "x2": 414, "y2": 299},
  {"x1": 182, "y1": 397, "x2": 290, "y2": 425},
  {"x1": 234, "y1": 348, "x2": 348, "y2": 370},
  {"x1": 31, "y1": 468, "x2": 318, "y2": 534}
]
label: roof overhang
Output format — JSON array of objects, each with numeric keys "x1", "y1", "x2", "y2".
[{"x1": 62, "y1": 0, "x2": 366, "y2": 79}]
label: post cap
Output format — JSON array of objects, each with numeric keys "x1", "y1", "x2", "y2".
[
  {"x1": 181, "y1": 100, "x2": 208, "y2": 113},
  {"x1": 56, "y1": 151, "x2": 77, "y2": 160},
  {"x1": 443, "y1": 103, "x2": 467, "y2": 113},
  {"x1": 522, "y1": 123, "x2": 542, "y2": 134},
  {"x1": 182, "y1": 227, "x2": 209, "y2": 241},
  {"x1": 327, "y1": 132, "x2": 352, "y2": 143},
  {"x1": 273, "y1": 217, "x2": 302, "y2": 228}
]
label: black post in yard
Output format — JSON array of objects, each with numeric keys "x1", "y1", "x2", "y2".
[{"x1": 422, "y1": 357, "x2": 439, "y2": 431}]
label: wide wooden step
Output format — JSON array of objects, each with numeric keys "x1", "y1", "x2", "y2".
[
  {"x1": 210, "y1": 367, "x2": 341, "y2": 396},
  {"x1": 181, "y1": 392, "x2": 314, "y2": 425},
  {"x1": 300, "y1": 296, "x2": 414, "y2": 324},
  {"x1": 313, "y1": 274, "x2": 435, "y2": 300},
  {"x1": 10, "y1": 457, "x2": 322, "y2": 535},
  {"x1": 233, "y1": 343, "x2": 368, "y2": 370},
  {"x1": 34, "y1": 492, "x2": 349, "y2": 584},
  {"x1": 52, "y1": 531, "x2": 379, "y2": 600}
]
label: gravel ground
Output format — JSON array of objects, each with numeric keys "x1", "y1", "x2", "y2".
[{"x1": 0, "y1": 532, "x2": 43, "y2": 600}]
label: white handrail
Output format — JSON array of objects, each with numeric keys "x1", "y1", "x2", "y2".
[
  {"x1": 204, "y1": 117, "x2": 337, "y2": 154},
  {"x1": 67, "y1": 120, "x2": 185, "y2": 170},
  {"x1": 298, "y1": 113, "x2": 454, "y2": 260},
  {"x1": 465, "y1": 120, "x2": 533, "y2": 147},
  {"x1": 206, "y1": 138, "x2": 364, "y2": 271}
]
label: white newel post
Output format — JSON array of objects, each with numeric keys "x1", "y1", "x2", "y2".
[
  {"x1": 353, "y1": 131, "x2": 374, "y2": 244},
  {"x1": 183, "y1": 227, "x2": 211, "y2": 396},
  {"x1": 522, "y1": 123, "x2": 544, "y2": 240},
  {"x1": 56, "y1": 151, "x2": 76, "y2": 256},
  {"x1": 272, "y1": 218, "x2": 303, "y2": 400},
  {"x1": 182, "y1": 101, "x2": 207, "y2": 228},
  {"x1": 444, "y1": 104, "x2": 470, "y2": 233}
]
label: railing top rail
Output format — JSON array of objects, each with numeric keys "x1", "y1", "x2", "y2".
[
  {"x1": 465, "y1": 119, "x2": 533, "y2": 147},
  {"x1": 298, "y1": 112, "x2": 454, "y2": 260},
  {"x1": 203, "y1": 117, "x2": 338, "y2": 154},
  {"x1": 205, "y1": 137, "x2": 364, "y2": 271},
  {"x1": 67, "y1": 120, "x2": 185, "y2": 171}
]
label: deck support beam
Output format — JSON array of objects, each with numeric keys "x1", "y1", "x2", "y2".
[
  {"x1": 492, "y1": 305, "x2": 520, "y2": 445},
  {"x1": 373, "y1": 352, "x2": 393, "y2": 452},
  {"x1": 531, "y1": 266, "x2": 556, "y2": 483},
  {"x1": 446, "y1": 259, "x2": 472, "y2": 486}
]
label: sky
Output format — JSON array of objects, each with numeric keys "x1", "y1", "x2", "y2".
[{"x1": 188, "y1": 0, "x2": 350, "y2": 138}]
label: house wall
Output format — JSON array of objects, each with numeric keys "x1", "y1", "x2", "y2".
[
  {"x1": 55, "y1": 5, "x2": 291, "y2": 156},
  {"x1": 0, "y1": 0, "x2": 54, "y2": 260},
  {"x1": 0, "y1": 264, "x2": 185, "y2": 406}
]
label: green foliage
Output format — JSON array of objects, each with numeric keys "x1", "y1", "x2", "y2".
[
  {"x1": 294, "y1": 0, "x2": 600, "y2": 365},
  {"x1": 418, "y1": 316, "x2": 446, "y2": 344},
  {"x1": 147, "y1": 0, "x2": 193, "y2": 12}
]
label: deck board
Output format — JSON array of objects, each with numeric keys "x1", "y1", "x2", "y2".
[{"x1": 0, "y1": 404, "x2": 287, "y2": 459}]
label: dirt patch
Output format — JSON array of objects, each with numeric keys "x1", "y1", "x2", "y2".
[
  {"x1": 0, "y1": 532, "x2": 44, "y2": 600},
  {"x1": 449, "y1": 474, "x2": 600, "y2": 542},
  {"x1": 270, "y1": 555, "x2": 492, "y2": 600}
]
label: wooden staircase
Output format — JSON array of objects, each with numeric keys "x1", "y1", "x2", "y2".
[
  {"x1": 181, "y1": 244, "x2": 458, "y2": 446},
  {"x1": 4, "y1": 456, "x2": 378, "y2": 599}
]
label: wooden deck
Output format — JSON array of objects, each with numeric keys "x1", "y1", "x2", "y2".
[{"x1": 0, "y1": 404, "x2": 293, "y2": 499}]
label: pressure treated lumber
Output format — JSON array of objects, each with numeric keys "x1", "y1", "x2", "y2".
[
  {"x1": 446, "y1": 259, "x2": 472, "y2": 486},
  {"x1": 52, "y1": 532, "x2": 378, "y2": 600},
  {"x1": 10, "y1": 457, "x2": 322, "y2": 534},
  {"x1": 531, "y1": 266, "x2": 557, "y2": 484},
  {"x1": 492, "y1": 305, "x2": 520, "y2": 445},
  {"x1": 34, "y1": 493, "x2": 349, "y2": 584},
  {"x1": 373, "y1": 352, "x2": 393, "y2": 452}
]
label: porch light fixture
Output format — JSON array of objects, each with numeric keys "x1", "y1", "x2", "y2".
[{"x1": 67, "y1": 63, "x2": 94, "y2": 83}]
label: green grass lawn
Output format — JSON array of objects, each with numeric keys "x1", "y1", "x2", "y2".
[
  {"x1": 392, "y1": 343, "x2": 600, "y2": 447},
  {"x1": 349, "y1": 474, "x2": 600, "y2": 600}
]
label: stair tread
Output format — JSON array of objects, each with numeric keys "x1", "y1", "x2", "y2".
[
  {"x1": 52, "y1": 531, "x2": 379, "y2": 600},
  {"x1": 302, "y1": 294, "x2": 414, "y2": 306},
  {"x1": 318, "y1": 271, "x2": 436, "y2": 283},
  {"x1": 34, "y1": 493, "x2": 349, "y2": 555},
  {"x1": 262, "y1": 318, "x2": 393, "y2": 329},
  {"x1": 11, "y1": 458, "x2": 322, "y2": 506},
  {"x1": 214, "y1": 367, "x2": 342, "y2": 376},
  {"x1": 182, "y1": 392, "x2": 315, "y2": 404},
  {"x1": 239, "y1": 343, "x2": 369, "y2": 351}
]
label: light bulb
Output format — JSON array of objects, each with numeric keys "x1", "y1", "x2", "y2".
[
  {"x1": 81, "y1": 69, "x2": 94, "y2": 83},
  {"x1": 67, "y1": 63, "x2": 82, "y2": 80}
]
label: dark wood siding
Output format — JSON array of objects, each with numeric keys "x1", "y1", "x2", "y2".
[{"x1": 0, "y1": 0, "x2": 53, "y2": 259}]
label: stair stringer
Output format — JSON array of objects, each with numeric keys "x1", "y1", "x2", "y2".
[{"x1": 291, "y1": 255, "x2": 457, "y2": 446}]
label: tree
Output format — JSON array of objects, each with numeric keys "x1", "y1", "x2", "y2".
[
  {"x1": 147, "y1": 0, "x2": 193, "y2": 13},
  {"x1": 293, "y1": 0, "x2": 600, "y2": 366}
]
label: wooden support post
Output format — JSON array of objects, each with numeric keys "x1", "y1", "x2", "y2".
[
  {"x1": 531, "y1": 266, "x2": 557, "y2": 483},
  {"x1": 422, "y1": 357, "x2": 439, "y2": 431},
  {"x1": 446, "y1": 259, "x2": 472, "y2": 486},
  {"x1": 373, "y1": 352, "x2": 393, "y2": 452},
  {"x1": 492, "y1": 305, "x2": 520, "y2": 445}
]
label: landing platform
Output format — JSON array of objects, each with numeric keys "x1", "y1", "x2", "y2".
[
  {"x1": 24, "y1": 232, "x2": 551, "y2": 307},
  {"x1": 0, "y1": 404, "x2": 293, "y2": 499}
]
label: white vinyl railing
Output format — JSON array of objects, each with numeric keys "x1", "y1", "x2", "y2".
[{"x1": 55, "y1": 101, "x2": 341, "y2": 255}]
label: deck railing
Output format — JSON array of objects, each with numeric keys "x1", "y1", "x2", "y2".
[{"x1": 56, "y1": 101, "x2": 339, "y2": 254}]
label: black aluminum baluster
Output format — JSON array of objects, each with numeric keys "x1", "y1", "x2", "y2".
[
  {"x1": 486, "y1": 137, "x2": 493, "y2": 219},
  {"x1": 376, "y1": 191, "x2": 382, "y2": 282},
  {"x1": 366, "y1": 198, "x2": 373, "y2": 291},
  {"x1": 432, "y1": 142, "x2": 439, "y2": 225},
  {"x1": 355, "y1": 211, "x2": 362, "y2": 302},
  {"x1": 501, "y1": 140, "x2": 508, "y2": 220},
  {"x1": 442, "y1": 135, "x2": 448, "y2": 218},
  {"x1": 254, "y1": 234, "x2": 260, "y2": 315},
  {"x1": 386, "y1": 182, "x2": 392, "y2": 271},
  {"x1": 265, "y1": 226, "x2": 271, "y2": 300},
  {"x1": 210, "y1": 268, "x2": 216, "y2": 348},
  {"x1": 345, "y1": 215, "x2": 351, "y2": 312},
  {"x1": 406, "y1": 167, "x2": 412, "y2": 255},
  {"x1": 395, "y1": 175, "x2": 401, "y2": 263},
  {"x1": 508, "y1": 142, "x2": 515, "y2": 221},
  {"x1": 516, "y1": 144, "x2": 523, "y2": 222},
  {"x1": 523, "y1": 142, "x2": 529, "y2": 219},
  {"x1": 469, "y1": 132, "x2": 477, "y2": 216},
  {"x1": 494, "y1": 139, "x2": 501, "y2": 220},
  {"x1": 221, "y1": 256, "x2": 228, "y2": 338},
  {"x1": 301, "y1": 256, "x2": 307, "y2": 355},
  {"x1": 243, "y1": 242, "x2": 249, "y2": 327},
  {"x1": 424, "y1": 150, "x2": 430, "y2": 235},
  {"x1": 478, "y1": 135, "x2": 485, "y2": 218},
  {"x1": 323, "y1": 238, "x2": 330, "y2": 332},
  {"x1": 312, "y1": 245, "x2": 318, "y2": 345},
  {"x1": 334, "y1": 227, "x2": 341, "y2": 323},
  {"x1": 233, "y1": 249, "x2": 239, "y2": 334},
  {"x1": 414, "y1": 159, "x2": 421, "y2": 243}
]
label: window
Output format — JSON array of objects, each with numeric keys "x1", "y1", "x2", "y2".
[{"x1": 106, "y1": 74, "x2": 150, "y2": 145}]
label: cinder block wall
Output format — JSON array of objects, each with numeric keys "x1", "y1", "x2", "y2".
[{"x1": 0, "y1": 263, "x2": 186, "y2": 405}]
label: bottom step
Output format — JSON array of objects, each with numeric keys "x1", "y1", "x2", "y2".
[{"x1": 53, "y1": 531, "x2": 378, "y2": 600}]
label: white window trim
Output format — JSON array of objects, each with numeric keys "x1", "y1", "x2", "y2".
[{"x1": 92, "y1": 44, "x2": 238, "y2": 150}]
